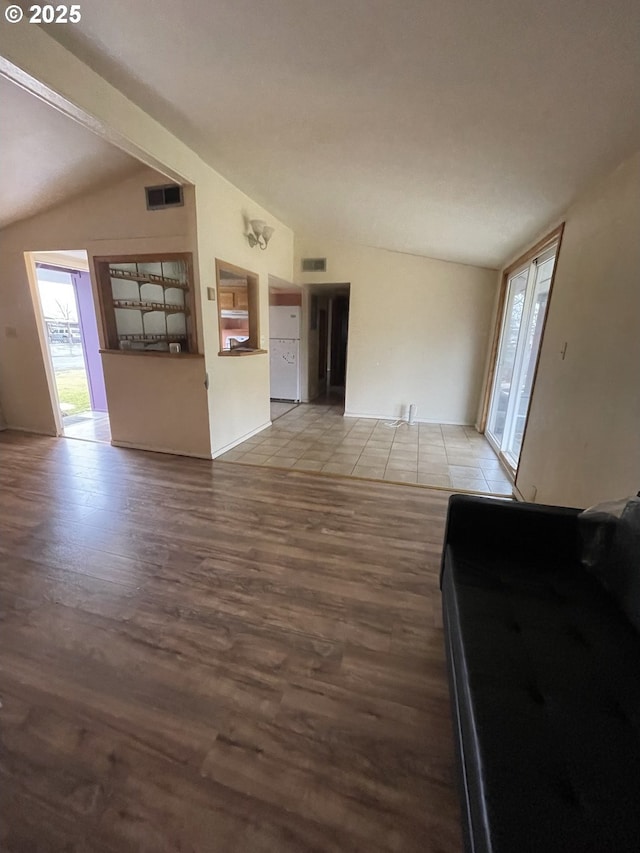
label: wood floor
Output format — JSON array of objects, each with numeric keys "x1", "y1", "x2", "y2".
[{"x1": 0, "y1": 430, "x2": 462, "y2": 853}]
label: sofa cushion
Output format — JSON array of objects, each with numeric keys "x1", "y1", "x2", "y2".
[
  {"x1": 579, "y1": 495, "x2": 640, "y2": 633},
  {"x1": 444, "y1": 545, "x2": 640, "y2": 853}
]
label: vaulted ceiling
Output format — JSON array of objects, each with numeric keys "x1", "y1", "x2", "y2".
[
  {"x1": 0, "y1": 76, "x2": 141, "y2": 230},
  {"x1": 20, "y1": 0, "x2": 640, "y2": 265}
]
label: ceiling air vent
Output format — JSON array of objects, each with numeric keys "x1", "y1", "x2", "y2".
[
  {"x1": 301, "y1": 257, "x2": 327, "y2": 273},
  {"x1": 145, "y1": 183, "x2": 184, "y2": 210}
]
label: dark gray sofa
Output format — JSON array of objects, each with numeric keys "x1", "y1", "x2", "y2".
[{"x1": 440, "y1": 493, "x2": 640, "y2": 853}]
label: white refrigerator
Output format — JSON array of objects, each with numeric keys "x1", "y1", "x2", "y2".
[{"x1": 269, "y1": 306, "x2": 301, "y2": 401}]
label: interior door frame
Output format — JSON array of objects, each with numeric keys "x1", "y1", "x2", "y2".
[
  {"x1": 71, "y1": 269, "x2": 109, "y2": 412},
  {"x1": 25, "y1": 255, "x2": 65, "y2": 436},
  {"x1": 27, "y1": 253, "x2": 104, "y2": 436},
  {"x1": 479, "y1": 224, "x2": 564, "y2": 477},
  {"x1": 306, "y1": 283, "x2": 351, "y2": 403}
]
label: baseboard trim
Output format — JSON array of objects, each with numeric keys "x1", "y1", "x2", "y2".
[
  {"x1": 343, "y1": 411, "x2": 474, "y2": 427},
  {"x1": 512, "y1": 484, "x2": 526, "y2": 502},
  {"x1": 111, "y1": 439, "x2": 212, "y2": 460},
  {"x1": 5, "y1": 424, "x2": 58, "y2": 437},
  {"x1": 212, "y1": 421, "x2": 272, "y2": 458}
]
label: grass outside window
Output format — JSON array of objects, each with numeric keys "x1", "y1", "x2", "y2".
[{"x1": 54, "y1": 369, "x2": 90, "y2": 415}]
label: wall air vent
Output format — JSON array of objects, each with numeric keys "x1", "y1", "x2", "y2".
[
  {"x1": 145, "y1": 183, "x2": 184, "y2": 210},
  {"x1": 301, "y1": 257, "x2": 327, "y2": 273}
]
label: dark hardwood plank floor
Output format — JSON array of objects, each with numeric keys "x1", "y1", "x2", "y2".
[{"x1": 0, "y1": 430, "x2": 461, "y2": 853}]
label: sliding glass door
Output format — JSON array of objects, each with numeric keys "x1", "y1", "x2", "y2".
[{"x1": 486, "y1": 245, "x2": 558, "y2": 472}]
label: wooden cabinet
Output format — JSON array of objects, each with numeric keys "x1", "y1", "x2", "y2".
[
  {"x1": 219, "y1": 291, "x2": 235, "y2": 310},
  {"x1": 219, "y1": 287, "x2": 248, "y2": 310},
  {"x1": 95, "y1": 253, "x2": 197, "y2": 354},
  {"x1": 235, "y1": 288, "x2": 249, "y2": 310}
]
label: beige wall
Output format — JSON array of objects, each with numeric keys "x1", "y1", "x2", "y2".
[
  {"x1": 0, "y1": 24, "x2": 295, "y2": 459},
  {"x1": 0, "y1": 167, "x2": 212, "y2": 457},
  {"x1": 0, "y1": 164, "x2": 295, "y2": 457},
  {"x1": 295, "y1": 238, "x2": 498, "y2": 424},
  {"x1": 515, "y1": 150, "x2": 640, "y2": 506},
  {"x1": 193, "y1": 176, "x2": 294, "y2": 457},
  {"x1": 102, "y1": 353, "x2": 210, "y2": 456}
]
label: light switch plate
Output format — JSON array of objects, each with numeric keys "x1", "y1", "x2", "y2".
[{"x1": 207, "y1": 287, "x2": 216, "y2": 301}]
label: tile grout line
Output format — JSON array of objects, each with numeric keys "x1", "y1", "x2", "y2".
[{"x1": 223, "y1": 405, "x2": 511, "y2": 495}]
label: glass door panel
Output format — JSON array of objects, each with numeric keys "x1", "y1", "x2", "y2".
[
  {"x1": 503, "y1": 253, "x2": 555, "y2": 465},
  {"x1": 486, "y1": 245, "x2": 557, "y2": 472},
  {"x1": 486, "y1": 268, "x2": 529, "y2": 447}
]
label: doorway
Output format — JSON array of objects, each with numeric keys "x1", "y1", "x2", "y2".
[
  {"x1": 33, "y1": 253, "x2": 110, "y2": 443},
  {"x1": 329, "y1": 293, "x2": 349, "y2": 389},
  {"x1": 485, "y1": 235, "x2": 560, "y2": 473},
  {"x1": 309, "y1": 284, "x2": 350, "y2": 408}
]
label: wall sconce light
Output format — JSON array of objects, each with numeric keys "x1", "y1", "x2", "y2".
[{"x1": 246, "y1": 219, "x2": 274, "y2": 250}]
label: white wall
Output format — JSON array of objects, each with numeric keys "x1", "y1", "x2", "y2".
[
  {"x1": 515, "y1": 150, "x2": 640, "y2": 507},
  {"x1": 295, "y1": 238, "x2": 497, "y2": 424}
]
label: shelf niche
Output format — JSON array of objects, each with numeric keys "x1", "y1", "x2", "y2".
[
  {"x1": 95, "y1": 253, "x2": 197, "y2": 354},
  {"x1": 215, "y1": 258, "x2": 260, "y2": 354}
]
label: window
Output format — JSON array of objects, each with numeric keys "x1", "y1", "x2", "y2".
[
  {"x1": 215, "y1": 259, "x2": 261, "y2": 355},
  {"x1": 484, "y1": 228, "x2": 562, "y2": 473}
]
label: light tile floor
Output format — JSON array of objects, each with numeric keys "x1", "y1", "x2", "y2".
[
  {"x1": 63, "y1": 411, "x2": 112, "y2": 444},
  {"x1": 270, "y1": 400, "x2": 299, "y2": 421},
  {"x1": 219, "y1": 403, "x2": 513, "y2": 495}
]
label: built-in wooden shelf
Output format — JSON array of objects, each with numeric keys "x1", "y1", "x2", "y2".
[
  {"x1": 108, "y1": 268, "x2": 189, "y2": 290},
  {"x1": 218, "y1": 349, "x2": 267, "y2": 357},
  {"x1": 100, "y1": 349, "x2": 204, "y2": 359},
  {"x1": 95, "y1": 253, "x2": 197, "y2": 355},
  {"x1": 118, "y1": 333, "x2": 187, "y2": 344},
  {"x1": 113, "y1": 299, "x2": 189, "y2": 315}
]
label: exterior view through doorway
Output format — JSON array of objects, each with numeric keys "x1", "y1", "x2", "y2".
[{"x1": 33, "y1": 252, "x2": 110, "y2": 443}]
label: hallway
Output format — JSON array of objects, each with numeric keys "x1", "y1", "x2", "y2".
[{"x1": 219, "y1": 403, "x2": 512, "y2": 495}]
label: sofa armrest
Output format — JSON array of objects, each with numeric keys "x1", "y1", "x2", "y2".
[{"x1": 440, "y1": 494, "x2": 582, "y2": 586}]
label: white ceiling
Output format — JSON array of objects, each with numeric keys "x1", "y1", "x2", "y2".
[
  {"x1": 43, "y1": 0, "x2": 640, "y2": 267},
  {"x1": 0, "y1": 77, "x2": 141, "y2": 230}
]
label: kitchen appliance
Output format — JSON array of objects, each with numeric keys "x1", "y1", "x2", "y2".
[{"x1": 269, "y1": 306, "x2": 301, "y2": 401}]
